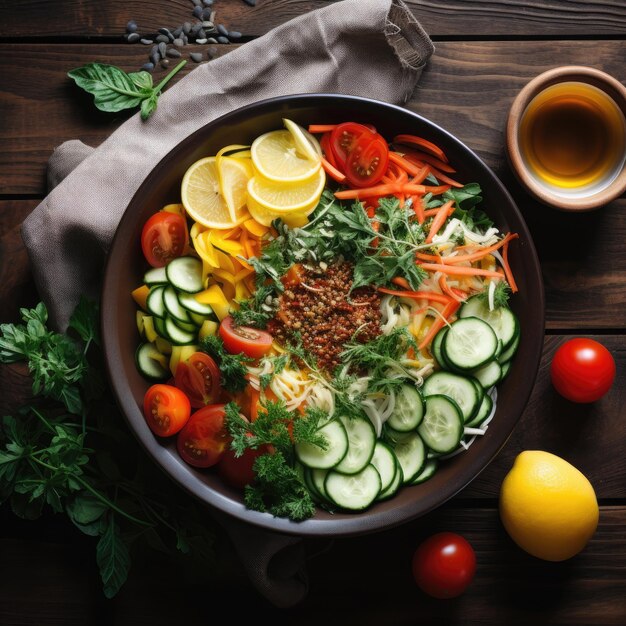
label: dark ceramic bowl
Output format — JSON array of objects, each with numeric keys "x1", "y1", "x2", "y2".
[{"x1": 102, "y1": 94, "x2": 545, "y2": 537}]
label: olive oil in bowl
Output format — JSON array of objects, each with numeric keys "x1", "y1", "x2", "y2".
[{"x1": 518, "y1": 82, "x2": 626, "y2": 196}]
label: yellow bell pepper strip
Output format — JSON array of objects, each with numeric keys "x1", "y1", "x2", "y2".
[
  {"x1": 136, "y1": 311, "x2": 146, "y2": 336},
  {"x1": 194, "y1": 284, "x2": 231, "y2": 320},
  {"x1": 169, "y1": 344, "x2": 198, "y2": 376},
  {"x1": 209, "y1": 229, "x2": 244, "y2": 256},
  {"x1": 132, "y1": 285, "x2": 150, "y2": 311},
  {"x1": 199, "y1": 320, "x2": 219, "y2": 340},
  {"x1": 155, "y1": 336, "x2": 172, "y2": 355},
  {"x1": 161, "y1": 203, "x2": 185, "y2": 216},
  {"x1": 243, "y1": 217, "x2": 269, "y2": 238},
  {"x1": 143, "y1": 316, "x2": 158, "y2": 343}
]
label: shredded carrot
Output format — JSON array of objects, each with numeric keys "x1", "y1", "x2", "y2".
[
  {"x1": 410, "y1": 165, "x2": 430, "y2": 185},
  {"x1": 401, "y1": 149, "x2": 457, "y2": 174},
  {"x1": 418, "y1": 262, "x2": 505, "y2": 279},
  {"x1": 320, "y1": 133, "x2": 338, "y2": 168},
  {"x1": 394, "y1": 134, "x2": 449, "y2": 163},
  {"x1": 416, "y1": 251, "x2": 442, "y2": 263},
  {"x1": 427, "y1": 164, "x2": 463, "y2": 188},
  {"x1": 426, "y1": 200, "x2": 454, "y2": 243},
  {"x1": 389, "y1": 152, "x2": 424, "y2": 177},
  {"x1": 308, "y1": 124, "x2": 337, "y2": 133},
  {"x1": 502, "y1": 238, "x2": 519, "y2": 293},
  {"x1": 321, "y1": 156, "x2": 346, "y2": 183},
  {"x1": 423, "y1": 184, "x2": 451, "y2": 195},
  {"x1": 378, "y1": 287, "x2": 453, "y2": 305},
  {"x1": 249, "y1": 386, "x2": 261, "y2": 422},
  {"x1": 418, "y1": 300, "x2": 460, "y2": 351},
  {"x1": 439, "y1": 233, "x2": 519, "y2": 265},
  {"x1": 391, "y1": 276, "x2": 410, "y2": 289},
  {"x1": 439, "y1": 275, "x2": 467, "y2": 302},
  {"x1": 411, "y1": 195, "x2": 426, "y2": 224}
]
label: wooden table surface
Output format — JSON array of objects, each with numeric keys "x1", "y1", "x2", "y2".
[{"x1": 1, "y1": 1, "x2": 625, "y2": 624}]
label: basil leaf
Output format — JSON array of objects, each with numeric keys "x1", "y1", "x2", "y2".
[{"x1": 97, "y1": 517, "x2": 131, "y2": 599}]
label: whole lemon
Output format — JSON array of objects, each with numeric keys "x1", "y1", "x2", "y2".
[{"x1": 499, "y1": 451, "x2": 599, "y2": 561}]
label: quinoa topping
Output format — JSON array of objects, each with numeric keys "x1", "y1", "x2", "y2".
[{"x1": 268, "y1": 262, "x2": 382, "y2": 372}]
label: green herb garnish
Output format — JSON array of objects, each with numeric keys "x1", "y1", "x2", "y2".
[{"x1": 199, "y1": 335, "x2": 252, "y2": 393}]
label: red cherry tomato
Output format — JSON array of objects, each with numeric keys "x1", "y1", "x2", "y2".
[
  {"x1": 143, "y1": 384, "x2": 191, "y2": 437},
  {"x1": 141, "y1": 212, "x2": 188, "y2": 267},
  {"x1": 177, "y1": 404, "x2": 228, "y2": 468},
  {"x1": 344, "y1": 133, "x2": 389, "y2": 188},
  {"x1": 330, "y1": 122, "x2": 376, "y2": 167},
  {"x1": 174, "y1": 352, "x2": 221, "y2": 408},
  {"x1": 218, "y1": 436, "x2": 270, "y2": 490},
  {"x1": 219, "y1": 315, "x2": 273, "y2": 359},
  {"x1": 412, "y1": 532, "x2": 476, "y2": 599},
  {"x1": 551, "y1": 338, "x2": 616, "y2": 403}
]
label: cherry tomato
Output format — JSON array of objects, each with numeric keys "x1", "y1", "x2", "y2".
[
  {"x1": 344, "y1": 133, "x2": 389, "y2": 187},
  {"x1": 330, "y1": 122, "x2": 376, "y2": 167},
  {"x1": 218, "y1": 436, "x2": 270, "y2": 490},
  {"x1": 412, "y1": 532, "x2": 476, "y2": 599},
  {"x1": 143, "y1": 384, "x2": 191, "y2": 437},
  {"x1": 141, "y1": 211, "x2": 188, "y2": 267},
  {"x1": 551, "y1": 338, "x2": 616, "y2": 403},
  {"x1": 174, "y1": 352, "x2": 221, "y2": 408},
  {"x1": 219, "y1": 315, "x2": 273, "y2": 359},
  {"x1": 177, "y1": 404, "x2": 228, "y2": 468}
]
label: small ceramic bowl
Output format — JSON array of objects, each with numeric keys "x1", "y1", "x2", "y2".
[{"x1": 506, "y1": 66, "x2": 626, "y2": 211}]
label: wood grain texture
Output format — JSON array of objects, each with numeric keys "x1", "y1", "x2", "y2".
[
  {"x1": 1, "y1": 507, "x2": 624, "y2": 625},
  {"x1": 0, "y1": 0, "x2": 625, "y2": 38}
]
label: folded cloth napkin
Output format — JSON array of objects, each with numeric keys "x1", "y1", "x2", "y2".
[{"x1": 22, "y1": 0, "x2": 433, "y2": 608}]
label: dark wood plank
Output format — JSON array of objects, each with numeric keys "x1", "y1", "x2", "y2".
[
  {"x1": 0, "y1": 0, "x2": 625, "y2": 38},
  {"x1": 1, "y1": 507, "x2": 624, "y2": 625}
]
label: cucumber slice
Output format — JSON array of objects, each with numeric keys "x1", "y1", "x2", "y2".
[
  {"x1": 295, "y1": 419, "x2": 348, "y2": 469},
  {"x1": 499, "y1": 333, "x2": 520, "y2": 363},
  {"x1": 418, "y1": 395, "x2": 464, "y2": 453},
  {"x1": 146, "y1": 285, "x2": 166, "y2": 318},
  {"x1": 431, "y1": 328, "x2": 449, "y2": 368},
  {"x1": 376, "y1": 458, "x2": 403, "y2": 501},
  {"x1": 188, "y1": 311, "x2": 208, "y2": 327},
  {"x1": 178, "y1": 291, "x2": 215, "y2": 316},
  {"x1": 370, "y1": 441, "x2": 398, "y2": 493},
  {"x1": 164, "y1": 315, "x2": 197, "y2": 345},
  {"x1": 389, "y1": 431, "x2": 426, "y2": 484},
  {"x1": 166, "y1": 256, "x2": 204, "y2": 293},
  {"x1": 163, "y1": 286, "x2": 192, "y2": 323},
  {"x1": 466, "y1": 393, "x2": 493, "y2": 428},
  {"x1": 334, "y1": 416, "x2": 376, "y2": 475},
  {"x1": 144, "y1": 266, "x2": 168, "y2": 285},
  {"x1": 135, "y1": 342, "x2": 168, "y2": 380},
  {"x1": 409, "y1": 459, "x2": 438, "y2": 485},
  {"x1": 311, "y1": 469, "x2": 330, "y2": 501},
  {"x1": 386, "y1": 385, "x2": 424, "y2": 432},
  {"x1": 500, "y1": 360, "x2": 512, "y2": 380},
  {"x1": 324, "y1": 465, "x2": 382, "y2": 511},
  {"x1": 472, "y1": 359, "x2": 502, "y2": 388},
  {"x1": 443, "y1": 317, "x2": 498, "y2": 370},
  {"x1": 459, "y1": 296, "x2": 519, "y2": 351},
  {"x1": 423, "y1": 371, "x2": 480, "y2": 424}
]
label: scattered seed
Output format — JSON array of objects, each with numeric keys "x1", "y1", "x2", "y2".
[
  {"x1": 193, "y1": 6, "x2": 203, "y2": 19},
  {"x1": 183, "y1": 22, "x2": 191, "y2": 34},
  {"x1": 158, "y1": 27, "x2": 172, "y2": 37},
  {"x1": 173, "y1": 38, "x2": 185, "y2": 47},
  {"x1": 195, "y1": 38, "x2": 208, "y2": 45},
  {"x1": 182, "y1": 34, "x2": 189, "y2": 44},
  {"x1": 203, "y1": 0, "x2": 214, "y2": 6},
  {"x1": 142, "y1": 62, "x2": 155, "y2": 72},
  {"x1": 243, "y1": 0, "x2": 256, "y2": 6},
  {"x1": 229, "y1": 31, "x2": 242, "y2": 39},
  {"x1": 173, "y1": 26, "x2": 183, "y2": 37},
  {"x1": 217, "y1": 36, "x2": 229, "y2": 44},
  {"x1": 191, "y1": 23, "x2": 202, "y2": 35},
  {"x1": 197, "y1": 28, "x2": 206, "y2": 38},
  {"x1": 150, "y1": 50, "x2": 160, "y2": 65},
  {"x1": 209, "y1": 11, "x2": 216, "y2": 22},
  {"x1": 217, "y1": 24, "x2": 229, "y2": 36},
  {"x1": 190, "y1": 52, "x2": 203, "y2": 63},
  {"x1": 140, "y1": 38, "x2": 153, "y2": 45},
  {"x1": 202, "y1": 8, "x2": 213, "y2": 20},
  {"x1": 158, "y1": 41, "x2": 167, "y2": 57},
  {"x1": 207, "y1": 46, "x2": 218, "y2": 58},
  {"x1": 192, "y1": 0, "x2": 203, "y2": 6},
  {"x1": 206, "y1": 37, "x2": 218, "y2": 44},
  {"x1": 156, "y1": 34, "x2": 169, "y2": 43},
  {"x1": 161, "y1": 58, "x2": 171, "y2": 69},
  {"x1": 166, "y1": 48, "x2": 182, "y2": 58},
  {"x1": 126, "y1": 20, "x2": 138, "y2": 33},
  {"x1": 127, "y1": 32, "x2": 141, "y2": 43},
  {"x1": 202, "y1": 21, "x2": 214, "y2": 29}
]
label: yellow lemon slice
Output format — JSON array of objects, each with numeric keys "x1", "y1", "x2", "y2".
[
  {"x1": 251, "y1": 130, "x2": 321, "y2": 183},
  {"x1": 181, "y1": 157, "x2": 246, "y2": 229},
  {"x1": 283, "y1": 118, "x2": 322, "y2": 162},
  {"x1": 217, "y1": 156, "x2": 254, "y2": 222}
]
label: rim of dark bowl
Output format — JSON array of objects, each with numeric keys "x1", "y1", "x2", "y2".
[{"x1": 102, "y1": 93, "x2": 545, "y2": 537}]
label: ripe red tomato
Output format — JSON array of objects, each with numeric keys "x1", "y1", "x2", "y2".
[
  {"x1": 551, "y1": 338, "x2": 616, "y2": 403},
  {"x1": 174, "y1": 352, "x2": 221, "y2": 408},
  {"x1": 177, "y1": 404, "x2": 228, "y2": 468},
  {"x1": 330, "y1": 122, "x2": 375, "y2": 166},
  {"x1": 143, "y1": 384, "x2": 191, "y2": 437},
  {"x1": 219, "y1": 315, "x2": 273, "y2": 359},
  {"x1": 345, "y1": 134, "x2": 389, "y2": 188},
  {"x1": 412, "y1": 532, "x2": 476, "y2": 599},
  {"x1": 141, "y1": 212, "x2": 188, "y2": 267},
  {"x1": 218, "y1": 438, "x2": 269, "y2": 490}
]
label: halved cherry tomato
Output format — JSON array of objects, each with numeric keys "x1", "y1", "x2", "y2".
[
  {"x1": 174, "y1": 352, "x2": 221, "y2": 408},
  {"x1": 143, "y1": 384, "x2": 191, "y2": 437},
  {"x1": 141, "y1": 211, "x2": 188, "y2": 268},
  {"x1": 177, "y1": 404, "x2": 228, "y2": 468},
  {"x1": 219, "y1": 315, "x2": 273, "y2": 359},
  {"x1": 218, "y1": 433, "x2": 270, "y2": 490},
  {"x1": 345, "y1": 134, "x2": 389, "y2": 188},
  {"x1": 330, "y1": 122, "x2": 376, "y2": 167}
]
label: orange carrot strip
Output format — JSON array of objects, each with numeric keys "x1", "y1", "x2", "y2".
[
  {"x1": 377, "y1": 287, "x2": 453, "y2": 305},
  {"x1": 401, "y1": 149, "x2": 457, "y2": 173},
  {"x1": 321, "y1": 156, "x2": 346, "y2": 183},
  {"x1": 418, "y1": 262, "x2": 505, "y2": 279},
  {"x1": 410, "y1": 165, "x2": 430, "y2": 185},
  {"x1": 249, "y1": 386, "x2": 261, "y2": 422},
  {"x1": 412, "y1": 195, "x2": 426, "y2": 224},
  {"x1": 422, "y1": 184, "x2": 451, "y2": 195},
  {"x1": 391, "y1": 277, "x2": 410, "y2": 289},
  {"x1": 403, "y1": 183, "x2": 427, "y2": 194},
  {"x1": 425, "y1": 200, "x2": 454, "y2": 243},
  {"x1": 308, "y1": 124, "x2": 337, "y2": 133},
  {"x1": 439, "y1": 275, "x2": 467, "y2": 303},
  {"x1": 423, "y1": 204, "x2": 455, "y2": 218},
  {"x1": 418, "y1": 300, "x2": 460, "y2": 351},
  {"x1": 394, "y1": 134, "x2": 449, "y2": 163},
  {"x1": 335, "y1": 183, "x2": 403, "y2": 200},
  {"x1": 502, "y1": 239, "x2": 519, "y2": 293},
  {"x1": 416, "y1": 251, "x2": 442, "y2": 263},
  {"x1": 427, "y1": 164, "x2": 463, "y2": 188},
  {"x1": 389, "y1": 151, "x2": 424, "y2": 177},
  {"x1": 442, "y1": 233, "x2": 519, "y2": 265}
]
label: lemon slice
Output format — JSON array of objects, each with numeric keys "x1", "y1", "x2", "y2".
[
  {"x1": 283, "y1": 118, "x2": 322, "y2": 162},
  {"x1": 181, "y1": 157, "x2": 245, "y2": 229},
  {"x1": 251, "y1": 130, "x2": 321, "y2": 183},
  {"x1": 217, "y1": 156, "x2": 254, "y2": 222}
]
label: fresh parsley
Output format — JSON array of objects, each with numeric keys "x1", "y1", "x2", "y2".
[
  {"x1": 478, "y1": 281, "x2": 511, "y2": 309},
  {"x1": 199, "y1": 335, "x2": 252, "y2": 393},
  {"x1": 230, "y1": 284, "x2": 276, "y2": 329}
]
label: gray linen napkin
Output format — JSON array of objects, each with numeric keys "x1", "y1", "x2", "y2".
[{"x1": 22, "y1": 0, "x2": 433, "y2": 608}]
